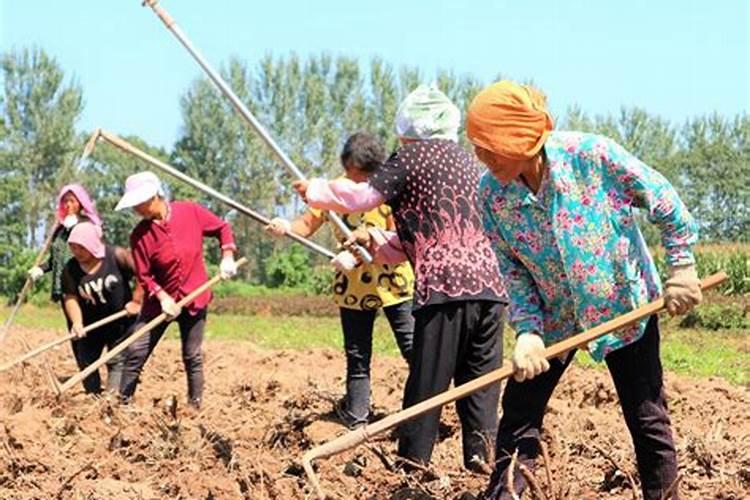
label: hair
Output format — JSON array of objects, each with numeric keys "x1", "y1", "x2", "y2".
[{"x1": 340, "y1": 132, "x2": 386, "y2": 173}]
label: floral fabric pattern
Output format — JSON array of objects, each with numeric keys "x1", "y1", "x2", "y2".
[
  {"x1": 369, "y1": 139, "x2": 507, "y2": 308},
  {"x1": 481, "y1": 131, "x2": 698, "y2": 361}
]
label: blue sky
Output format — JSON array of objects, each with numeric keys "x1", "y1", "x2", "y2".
[{"x1": 1, "y1": 1, "x2": 748, "y2": 149}]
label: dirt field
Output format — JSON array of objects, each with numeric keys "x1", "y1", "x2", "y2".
[{"x1": 1, "y1": 326, "x2": 748, "y2": 499}]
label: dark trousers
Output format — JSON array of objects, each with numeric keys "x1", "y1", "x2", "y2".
[
  {"x1": 486, "y1": 316, "x2": 678, "y2": 500},
  {"x1": 398, "y1": 300, "x2": 504, "y2": 469},
  {"x1": 71, "y1": 320, "x2": 132, "y2": 394},
  {"x1": 339, "y1": 300, "x2": 415, "y2": 424},
  {"x1": 120, "y1": 308, "x2": 207, "y2": 404}
]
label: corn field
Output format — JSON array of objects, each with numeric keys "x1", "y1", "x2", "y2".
[{"x1": 653, "y1": 244, "x2": 750, "y2": 296}]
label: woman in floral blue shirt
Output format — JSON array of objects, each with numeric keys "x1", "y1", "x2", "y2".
[{"x1": 466, "y1": 80, "x2": 702, "y2": 500}]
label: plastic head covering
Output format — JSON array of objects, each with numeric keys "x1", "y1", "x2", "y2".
[
  {"x1": 56, "y1": 184, "x2": 102, "y2": 227},
  {"x1": 395, "y1": 83, "x2": 461, "y2": 142},
  {"x1": 67, "y1": 221, "x2": 105, "y2": 259},
  {"x1": 466, "y1": 80, "x2": 554, "y2": 161},
  {"x1": 115, "y1": 171, "x2": 165, "y2": 211}
]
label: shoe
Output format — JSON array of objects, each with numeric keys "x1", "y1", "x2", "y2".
[{"x1": 334, "y1": 398, "x2": 367, "y2": 430}]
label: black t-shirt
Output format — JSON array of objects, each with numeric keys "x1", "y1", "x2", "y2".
[
  {"x1": 61, "y1": 246, "x2": 134, "y2": 324},
  {"x1": 368, "y1": 139, "x2": 508, "y2": 308}
]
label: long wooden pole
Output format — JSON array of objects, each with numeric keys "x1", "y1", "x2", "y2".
[
  {"x1": 0, "y1": 223, "x2": 62, "y2": 394},
  {"x1": 301, "y1": 272, "x2": 728, "y2": 499},
  {"x1": 0, "y1": 223, "x2": 60, "y2": 345},
  {"x1": 95, "y1": 130, "x2": 336, "y2": 259},
  {"x1": 58, "y1": 257, "x2": 247, "y2": 394},
  {"x1": 141, "y1": 0, "x2": 373, "y2": 264},
  {"x1": 0, "y1": 309, "x2": 129, "y2": 373}
]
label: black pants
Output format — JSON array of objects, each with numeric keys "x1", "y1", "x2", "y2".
[
  {"x1": 71, "y1": 320, "x2": 133, "y2": 394},
  {"x1": 398, "y1": 300, "x2": 504, "y2": 469},
  {"x1": 339, "y1": 300, "x2": 414, "y2": 424},
  {"x1": 486, "y1": 316, "x2": 678, "y2": 500},
  {"x1": 120, "y1": 308, "x2": 207, "y2": 404}
]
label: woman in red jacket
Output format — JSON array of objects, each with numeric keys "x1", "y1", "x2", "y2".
[{"x1": 115, "y1": 171, "x2": 237, "y2": 408}]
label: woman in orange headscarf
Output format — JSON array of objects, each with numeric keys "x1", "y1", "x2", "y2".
[{"x1": 467, "y1": 80, "x2": 700, "y2": 500}]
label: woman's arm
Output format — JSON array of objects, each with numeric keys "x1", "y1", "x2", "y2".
[
  {"x1": 293, "y1": 210, "x2": 326, "y2": 237},
  {"x1": 599, "y1": 136, "x2": 698, "y2": 266},
  {"x1": 130, "y1": 237, "x2": 162, "y2": 299},
  {"x1": 298, "y1": 178, "x2": 385, "y2": 213},
  {"x1": 193, "y1": 203, "x2": 237, "y2": 253},
  {"x1": 482, "y1": 192, "x2": 545, "y2": 337},
  {"x1": 368, "y1": 228, "x2": 409, "y2": 264},
  {"x1": 115, "y1": 247, "x2": 144, "y2": 314}
]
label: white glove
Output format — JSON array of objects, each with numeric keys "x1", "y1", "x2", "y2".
[
  {"x1": 664, "y1": 264, "x2": 702, "y2": 316},
  {"x1": 265, "y1": 217, "x2": 291, "y2": 237},
  {"x1": 330, "y1": 251, "x2": 359, "y2": 272},
  {"x1": 159, "y1": 293, "x2": 182, "y2": 320},
  {"x1": 70, "y1": 322, "x2": 86, "y2": 339},
  {"x1": 219, "y1": 255, "x2": 238, "y2": 280},
  {"x1": 512, "y1": 333, "x2": 550, "y2": 382},
  {"x1": 27, "y1": 266, "x2": 45, "y2": 282},
  {"x1": 62, "y1": 214, "x2": 79, "y2": 229}
]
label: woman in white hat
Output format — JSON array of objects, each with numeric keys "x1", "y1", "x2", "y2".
[{"x1": 115, "y1": 171, "x2": 237, "y2": 408}]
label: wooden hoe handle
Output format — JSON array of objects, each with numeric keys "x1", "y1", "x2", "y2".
[
  {"x1": 0, "y1": 309, "x2": 130, "y2": 373},
  {"x1": 58, "y1": 257, "x2": 248, "y2": 394},
  {"x1": 302, "y1": 272, "x2": 728, "y2": 499}
]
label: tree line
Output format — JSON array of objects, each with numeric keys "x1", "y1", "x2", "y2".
[{"x1": 1, "y1": 47, "x2": 748, "y2": 296}]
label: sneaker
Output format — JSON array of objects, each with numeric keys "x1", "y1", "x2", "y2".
[{"x1": 334, "y1": 398, "x2": 367, "y2": 430}]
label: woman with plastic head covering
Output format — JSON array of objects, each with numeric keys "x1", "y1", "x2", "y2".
[
  {"x1": 27, "y1": 184, "x2": 103, "y2": 324},
  {"x1": 61, "y1": 222, "x2": 143, "y2": 394},
  {"x1": 266, "y1": 132, "x2": 416, "y2": 430},
  {"x1": 115, "y1": 172, "x2": 237, "y2": 409},
  {"x1": 467, "y1": 80, "x2": 700, "y2": 500},
  {"x1": 293, "y1": 84, "x2": 508, "y2": 472}
]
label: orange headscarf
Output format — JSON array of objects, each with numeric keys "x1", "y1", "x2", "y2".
[{"x1": 466, "y1": 80, "x2": 554, "y2": 161}]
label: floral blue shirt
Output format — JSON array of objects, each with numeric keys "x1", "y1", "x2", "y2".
[{"x1": 480, "y1": 131, "x2": 698, "y2": 361}]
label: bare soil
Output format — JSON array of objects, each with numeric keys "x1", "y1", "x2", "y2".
[{"x1": 0, "y1": 326, "x2": 748, "y2": 499}]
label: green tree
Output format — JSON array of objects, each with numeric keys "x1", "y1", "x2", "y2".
[
  {"x1": 0, "y1": 47, "x2": 83, "y2": 296},
  {"x1": 676, "y1": 114, "x2": 749, "y2": 241}
]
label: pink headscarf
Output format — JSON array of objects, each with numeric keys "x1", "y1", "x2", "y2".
[
  {"x1": 56, "y1": 184, "x2": 102, "y2": 227},
  {"x1": 67, "y1": 222, "x2": 106, "y2": 259}
]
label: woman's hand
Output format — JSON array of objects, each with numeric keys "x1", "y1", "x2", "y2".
[
  {"x1": 125, "y1": 300, "x2": 142, "y2": 316},
  {"x1": 157, "y1": 291, "x2": 182, "y2": 320},
  {"x1": 292, "y1": 180, "x2": 310, "y2": 202},
  {"x1": 27, "y1": 266, "x2": 44, "y2": 282},
  {"x1": 664, "y1": 264, "x2": 702, "y2": 316},
  {"x1": 512, "y1": 333, "x2": 550, "y2": 382},
  {"x1": 70, "y1": 322, "x2": 86, "y2": 339},
  {"x1": 342, "y1": 226, "x2": 373, "y2": 263},
  {"x1": 265, "y1": 217, "x2": 291, "y2": 237},
  {"x1": 219, "y1": 254, "x2": 238, "y2": 280}
]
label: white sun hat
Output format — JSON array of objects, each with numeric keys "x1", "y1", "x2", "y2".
[{"x1": 115, "y1": 171, "x2": 164, "y2": 211}]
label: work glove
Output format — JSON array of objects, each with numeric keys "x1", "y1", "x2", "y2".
[
  {"x1": 512, "y1": 333, "x2": 550, "y2": 382},
  {"x1": 62, "y1": 214, "x2": 79, "y2": 229},
  {"x1": 330, "y1": 250, "x2": 359, "y2": 272},
  {"x1": 265, "y1": 217, "x2": 291, "y2": 237},
  {"x1": 158, "y1": 293, "x2": 182, "y2": 321},
  {"x1": 219, "y1": 255, "x2": 238, "y2": 280},
  {"x1": 27, "y1": 266, "x2": 44, "y2": 282},
  {"x1": 664, "y1": 264, "x2": 702, "y2": 316},
  {"x1": 70, "y1": 322, "x2": 86, "y2": 339}
]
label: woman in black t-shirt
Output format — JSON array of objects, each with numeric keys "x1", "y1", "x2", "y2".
[{"x1": 61, "y1": 222, "x2": 143, "y2": 394}]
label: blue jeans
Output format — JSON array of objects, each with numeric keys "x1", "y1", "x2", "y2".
[{"x1": 339, "y1": 300, "x2": 414, "y2": 424}]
